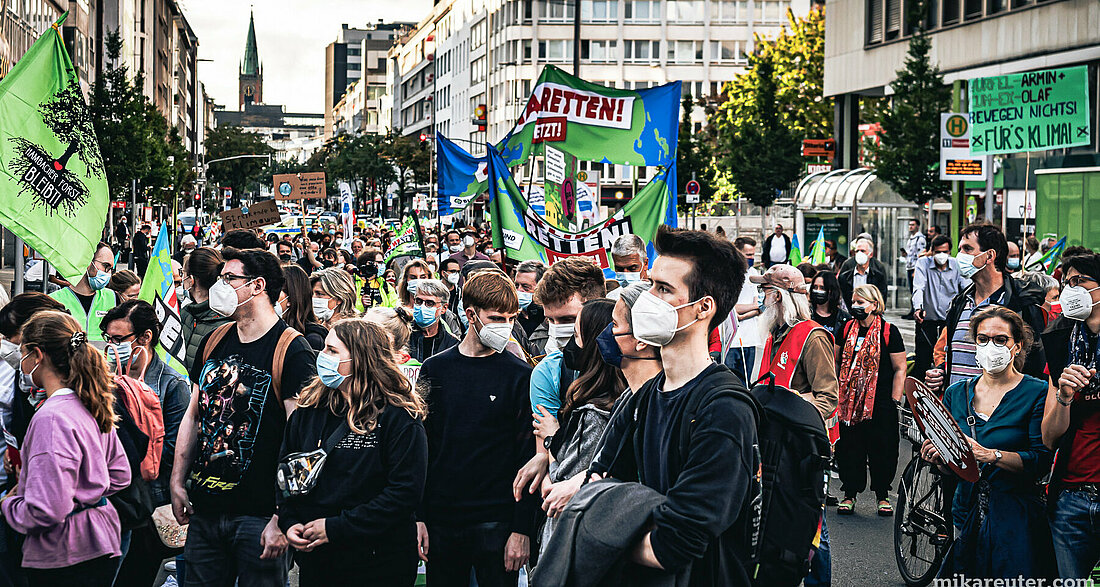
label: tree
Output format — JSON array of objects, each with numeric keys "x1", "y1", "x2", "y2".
[
  {"x1": 384, "y1": 132, "x2": 431, "y2": 213},
  {"x1": 866, "y1": 2, "x2": 951, "y2": 205},
  {"x1": 204, "y1": 124, "x2": 272, "y2": 207},
  {"x1": 90, "y1": 30, "x2": 191, "y2": 206},
  {"x1": 328, "y1": 133, "x2": 396, "y2": 211},
  {"x1": 677, "y1": 95, "x2": 714, "y2": 210},
  {"x1": 709, "y1": 7, "x2": 830, "y2": 207}
]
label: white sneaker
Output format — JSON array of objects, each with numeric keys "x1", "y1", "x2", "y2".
[
  {"x1": 162, "y1": 577, "x2": 178, "y2": 587},
  {"x1": 164, "y1": 560, "x2": 177, "y2": 573}
]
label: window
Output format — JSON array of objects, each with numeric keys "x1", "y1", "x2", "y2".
[
  {"x1": 710, "y1": 0, "x2": 748, "y2": 22},
  {"x1": 537, "y1": 40, "x2": 574, "y2": 61},
  {"x1": 581, "y1": 0, "x2": 619, "y2": 21},
  {"x1": 667, "y1": 40, "x2": 703, "y2": 63},
  {"x1": 347, "y1": 62, "x2": 361, "y2": 71},
  {"x1": 471, "y1": 56, "x2": 486, "y2": 84},
  {"x1": 760, "y1": 0, "x2": 786, "y2": 22},
  {"x1": 581, "y1": 39, "x2": 618, "y2": 62},
  {"x1": 540, "y1": 0, "x2": 574, "y2": 21},
  {"x1": 523, "y1": 39, "x2": 532, "y2": 60},
  {"x1": 623, "y1": 39, "x2": 659, "y2": 62},
  {"x1": 347, "y1": 46, "x2": 361, "y2": 56},
  {"x1": 666, "y1": 0, "x2": 705, "y2": 22},
  {"x1": 709, "y1": 40, "x2": 746, "y2": 63},
  {"x1": 681, "y1": 81, "x2": 704, "y2": 98},
  {"x1": 625, "y1": 0, "x2": 660, "y2": 22},
  {"x1": 471, "y1": 20, "x2": 486, "y2": 49}
]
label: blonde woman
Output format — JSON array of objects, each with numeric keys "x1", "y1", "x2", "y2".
[
  {"x1": 277, "y1": 319, "x2": 427, "y2": 586},
  {"x1": 310, "y1": 267, "x2": 359, "y2": 327},
  {"x1": 396, "y1": 259, "x2": 432, "y2": 309},
  {"x1": 833, "y1": 284, "x2": 906, "y2": 516}
]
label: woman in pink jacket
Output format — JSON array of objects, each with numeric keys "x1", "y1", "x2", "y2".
[{"x1": 2, "y1": 311, "x2": 130, "y2": 586}]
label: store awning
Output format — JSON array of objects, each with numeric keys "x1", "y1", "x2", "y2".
[{"x1": 794, "y1": 168, "x2": 915, "y2": 209}]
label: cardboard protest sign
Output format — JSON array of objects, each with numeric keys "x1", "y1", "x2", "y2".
[{"x1": 219, "y1": 199, "x2": 282, "y2": 231}]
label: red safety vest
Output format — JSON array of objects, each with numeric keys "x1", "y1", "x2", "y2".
[{"x1": 762, "y1": 320, "x2": 840, "y2": 444}]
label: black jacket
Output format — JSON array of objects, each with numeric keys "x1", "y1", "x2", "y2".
[
  {"x1": 408, "y1": 326, "x2": 459, "y2": 363},
  {"x1": 591, "y1": 365, "x2": 758, "y2": 587},
  {"x1": 762, "y1": 234, "x2": 792, "y2": 268},
  {"x1": 532, "y1": 479, "x2": 687, "y2": 587},
  {"x1": 1041, "y1": 316, "x2": 1090, "y2": 486},
  {"x1": 838, "y1": 261, "x2": 889, "y2": 309},
  {"x1": 941, "y1": 274, "x2": 1048, "y2": 381}
]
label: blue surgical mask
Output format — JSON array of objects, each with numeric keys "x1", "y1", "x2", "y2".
[
  {"x1": 956, "y1": 252, "x2": 983, "y2": 279},
  {"x1": 757, "y1": 289, "x2": 769, "y2": 313},
  {"x1": 106, "y1": 342, "x2": 133, "y2": 368},
  {"x1": 413, "y1": 304, "x2": 437, "y2": 328},
  {"x1": 1007, "y1": 257, "x2": 1021, "y2": 270},
  {"x1": 596, "y1": 323, "x2": 624, "y2": 367},
  {"x1": 407, "y1": 279, "x2": 423, "y2": 294},
  {"x1": 517, "y1": 291, "x2": 533, "y2": 311},
  {"x1": 89, "y1": 268, "x2": 111, "y2": 290},
  {"x1": 316, "y1": 352, "x2": 351, "y2": 389},
  {"x1": 615, "y1": 272, "x2": 642, "y2": 288},
  {"x1": 376, "y1": 265, "x2": 386, "y2": 278},
  {"x1": 746, "y1": 258, "x2": 755, "y2": 268}
]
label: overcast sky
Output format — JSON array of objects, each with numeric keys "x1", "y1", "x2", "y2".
[{"x1": 181, "y1": 0, "x2": 431, "y2": 113}]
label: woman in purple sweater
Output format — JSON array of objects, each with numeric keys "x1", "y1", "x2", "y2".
[{"x1": 1, "y1": 311, "x2": 130, "y2": 586}]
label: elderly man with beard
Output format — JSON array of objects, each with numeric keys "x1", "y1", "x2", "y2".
[{"x1": 752, "y1": 263, "x2": 839, "y2": 587}]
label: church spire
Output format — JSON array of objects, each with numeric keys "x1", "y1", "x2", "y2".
[{"x1": 241, "y1": 10, "x2": 260, "y2": 76}]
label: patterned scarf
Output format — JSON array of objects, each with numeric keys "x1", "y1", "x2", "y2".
[{"x1": 838, "y1": 315, "x2": 884, "y2": 424}]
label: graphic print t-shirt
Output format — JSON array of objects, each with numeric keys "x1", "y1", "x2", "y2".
[{"x1": 188, "y1": 320, "x2": 316, "y2": 516}]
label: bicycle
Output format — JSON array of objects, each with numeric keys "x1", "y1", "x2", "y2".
[{"x1": 894, "y1": 407, "x2": 953, "y2": 587}]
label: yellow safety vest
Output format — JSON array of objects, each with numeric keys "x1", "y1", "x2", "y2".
[{"x1": 50, "y1": 287, "x2": 118, "y2": 341}]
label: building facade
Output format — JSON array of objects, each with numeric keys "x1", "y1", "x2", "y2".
[
  {"x1": 324, "y1": 22, "x2": 409, "y2": 139},
  {"x1": 0, "y1": 0, "x2": 63, "y2": 78},
  {"x1": 239, "y1": 10, "x2": 261, "y2": 108}
]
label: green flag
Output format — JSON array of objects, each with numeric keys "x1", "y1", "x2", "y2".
[
  {"x1": 804, "y1": 227, "x2": 826, "y2": 265},
  {"x1": 1027, "y1": 236, "x2": 1067, "y2": 275},
  {"x1": 789, "y1": 234, "x2": 802, "y2": 266},
  {"x1": 487, "y1": 146, "x2": 673, "y2": 276},
  {"x1": 384, "y1": 215, "x2": 423, "y2": 263},
  {"x1": 0, "y1": 14, "x2": 109, "y2": 282}
]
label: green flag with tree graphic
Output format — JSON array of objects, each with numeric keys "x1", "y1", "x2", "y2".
[
  {"x1": 0, "y1": 14, "x2": 109, "y2": 282},
  {"x1": 384, "y1": 215, "x2": 424, "y2": 263}
]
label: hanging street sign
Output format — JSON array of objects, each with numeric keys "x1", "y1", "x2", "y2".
[{"x1": 940, "y1": 113, "x2": 986, "y2": 181}]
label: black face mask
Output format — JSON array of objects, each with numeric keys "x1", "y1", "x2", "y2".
[
  {"x1": 562, "y1": 336, "x2": 583, "y2": 372},
  {"x1": 809, "y1": 290, "x2": 829, "y2": 305},
  {"x1": 851, "y1": 306, "x2": 869, "y2": 320},
  {"x1": 279, "y1": 254, "x2": 292, "y2": 262}
]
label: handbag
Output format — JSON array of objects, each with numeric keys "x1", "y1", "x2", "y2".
[
  {"x1": 276, "y1": 419, "x2": 350, "y2": 498},
  {"x1": 152, "y1": 504, "x2": 187, "y2": 549}
]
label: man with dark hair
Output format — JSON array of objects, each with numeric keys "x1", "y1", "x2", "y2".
[
  {"x1": 591, "y1": 225, "x2": 758, "y2": 585},
  {"x1": 132, "y1": 223, "x2": 152, "y2": 276},
  {"x1": 440, "y1": 257, "x2": 462, "y2": 316},
  {"x1": 171, "y1": 247, "x2": 315, "y2": 587},
  {"x1": 1041, "y1": 253, "x2": 1100, "y2": 579},
  {"x1": 274, "y1": 241, "x2": 295, "y2": 264},
  {"x1": 448, "y1": 228, "x2": 489, "y2": 269},
  {"x1": 355, "y1": 248, "x2": 399, "y2": 310},
  {"x1": 417, "y1": 272, "x2": 536, "y2": 587},
  {"x1": 904, "y1": 219, "x2": 926, "y2": 318},
  {"x1": 50, "y1": 242, "x2": 117, "y2": 342},
  {"x1": 926, "y1": 223, "x2": 1047, "y2": 393},
  {"x1": 763, "y1": 223, "x2": 792, "y2": 268},
  {"x1": 911, "y1": 235, "x2": 966, "y2": 376},
  {"x1": 220, "y1": 229, "x2": 267, "y2": 251}
]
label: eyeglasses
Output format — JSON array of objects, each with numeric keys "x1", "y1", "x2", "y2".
[
  {"x1": 218, "y1": 273, "x2": 253, "y2": 285},
  {"x1": 414, "y1": 299, "x2": 439, "y2": 309},
  {"x1": 91, "y1": 260, "x2": 114, "y2": 273},
  {"x1": 103, "y1": 331, "x2": 136, "y2": 345},
  {"x1": 1065, "y1": 275, "x2": 1098, "y2": 288},
  {"x1": 975, "y1": 334, "x2": 1012, "y2": 347}
]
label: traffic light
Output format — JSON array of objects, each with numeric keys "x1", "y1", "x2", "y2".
[
  {"x1": 474, "y1": 104, "x2": 487, "y2": 132},
  {"x1": 418, "y1": 133, "x2": 429, "y2": 151}
]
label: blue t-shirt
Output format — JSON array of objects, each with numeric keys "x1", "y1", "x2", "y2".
[{"x1": 530, "y1": 350, "x2": 563, "y2": 414}]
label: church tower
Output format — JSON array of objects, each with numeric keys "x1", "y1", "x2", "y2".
[{"x1": 239, "y1": 11, "x2": 262, "y2": 108}]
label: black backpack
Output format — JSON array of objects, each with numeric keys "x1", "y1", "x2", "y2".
[{"x1": 744, "y1": 373, "x2": 831, "y2": 586}]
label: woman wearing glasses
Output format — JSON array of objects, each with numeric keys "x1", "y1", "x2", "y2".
[
  {"x1": 277, "y1": 319, "x2": 427, "y2": 586},
  {"x1": 921, "y1": 305, "x2": 1055, "y2": 579}
]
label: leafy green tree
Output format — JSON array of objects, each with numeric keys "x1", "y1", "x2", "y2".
[
  {"x1": 204, "y1": 124, "x2": 272, "y2": 207},
  {"x1": 866, "y1": 2, "x2": 951, "y2": 205},
  {"x1": 677, "y1": 95, "x2": 714, "y2": 210},
  {"x1": 709, "y1": 7, "x2": 830, "y2": 207},
  {"x1": 329, "y1": 133, "x2": 396, "y2": 210},
  {"x1": 384, "y1": 132, "x2": 430, "y2": 213}
]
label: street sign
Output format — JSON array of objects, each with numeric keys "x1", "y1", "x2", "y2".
[
  {"x1": 220, "y1": 199, "x2": 282, "y2": 231},
  {"x1": 806, "y1": 163, "x2": 831, "y2": 175},
  {"x1": 273, "y1": 172, "x2": 327, "y2": 200},
  {"x1": 904, "y1": 377, "x2": 979, "y2": 483},
  {"x1": 801, "y1": 138, "x2": 835, "y2": 158},
  {"x1": 940, "y1": 113, "x2": 986, "y2": 181},
  {"x1": 968, "y1": 66, "x2": 1091, "y2": 155},
  {"x1": 685, "y1": 180, "x2": 700, "y2": 194}
]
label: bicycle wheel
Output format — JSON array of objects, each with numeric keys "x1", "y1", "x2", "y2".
[{"x1": 894, "y1": 457, "x2": 952, "y2": 587}]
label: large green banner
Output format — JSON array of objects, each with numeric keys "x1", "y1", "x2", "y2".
[
  {"x1": 968, "y1": 66, "x2": 1091, "y2": 155},
  {"x1": 0, "y1": 14, "x2": 110, "y2": 281},
  {"x1": 487, "y1": 146, "x2": 673, "y2": 276}
]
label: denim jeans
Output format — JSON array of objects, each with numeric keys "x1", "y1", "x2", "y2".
[
  {"x1": 724, "y1": 346, "x2": 756, "y2": 387},
  {"x1": 425, "y1": 521, "x2": 518, "y2": 587},
  {"x1": 1051, "y1": 489, "x2": 1100, "y2": 579},
  {"x1": 804, "y1": 511, "x2": 831, "y2": 587},
  {"x1": 182, "y1": 513, "x2": 290, "y2": 587}
]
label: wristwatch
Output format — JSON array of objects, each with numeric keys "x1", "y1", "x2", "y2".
[
  {"x1": 543, "y1": 435, "x2": 555, "y2": 450},
  {"x1": 993, "y1": 450, "x2": 1003, "y2": 464}
]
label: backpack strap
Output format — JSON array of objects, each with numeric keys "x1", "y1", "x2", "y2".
[
  {"x1": 271, "y1": 327, "x2": 303, "y2": 403},
  {"x1": 678, "y1": 375, "x2": 760, "y2": 469},
  {"x1": 200, "y1": 323, "x2": 234, "y2": 367},
  {"x1": 558, "y1": 357, "x2": 577, "y2": 405}
]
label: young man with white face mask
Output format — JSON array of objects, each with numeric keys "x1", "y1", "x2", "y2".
[
  {"x1": 1040, "y1": 254, "x2": 1100, "y2": 579},
  {"x1": 416, "y1": 271, "x2": 536, "y2": 586},
  {"x1": 447, "y1": 228, "x2": 489, "y2": 270},
  {"x1": 171, "y1": 247, "x2": 316, "y2": 587},
  {"x1": 925, "y1": 223, "x2": 1048, "y2": 393},
  {"x1": 590, "y1": 226, "x2": 759, "y2": 585},
  {"x1": 911, "y1": 235, "x2": 968, "y2": 376},
  {"x1": 50, "y1": 242, "x2": 117, "y2": 341}
]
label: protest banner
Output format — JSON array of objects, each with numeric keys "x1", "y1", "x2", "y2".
[
  {"x1": 487, "y1": 146, "x2": 675, "y2": 277},
  {"x1": 219, "y1": 199, "x2": 281, "y2": 231},
  {"x1": 273, "y1": 172, "x2": 327, "y2": 199},
  {"x1": 138, "y1": 224, "x2": 188, "y2": 376},
  {"x1": 384, "y1": 215, "x2": 424, "y2": 263},
  {"x1": 968, "y1": 66, "x2": 1091, "y2": 155},
  {"x1": 0, "y1": 14, "x2": 109, "y2": 281}
]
